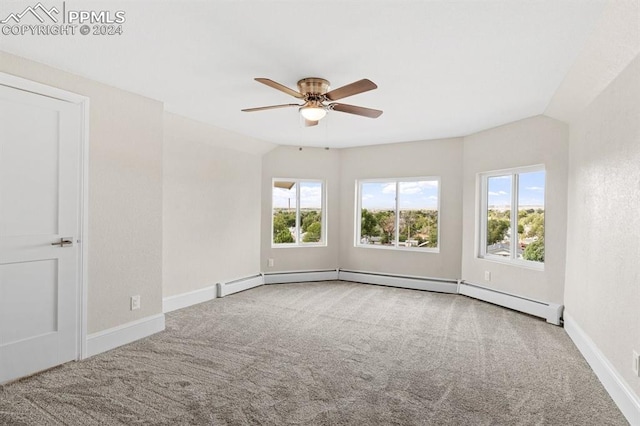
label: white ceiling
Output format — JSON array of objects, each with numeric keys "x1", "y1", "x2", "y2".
[{"x1": 0, "y1": 0, "x2": 609, "y2": 148}]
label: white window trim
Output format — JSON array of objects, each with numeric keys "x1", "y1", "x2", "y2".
[
  {"x1": 478, "y1": 165, "x2": 545, "y2": 270},
  {"x1": 271, "y1": 178, "x2": 327, "y2": 248},
  {"x1": 355, "y1": 176, "x2": 441, "y2": 253}
]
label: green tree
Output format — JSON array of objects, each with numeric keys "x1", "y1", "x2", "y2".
[
  {"x1": 427, "y1": 225, "x2": 438, "y2": 248},
  {"x1": 302, "y1": 222, "x2": 321, "y2": 242},
  {"x1": 523, "y1": 238, "x2": 544, "y2": 262},
  {"x1": 301, "y1": 210, "x2": 319, "y2": 232},
  {"x1": 528, "y1": 214, "x2": 544, "y2": 239},
  {"x1": 487, "y1": 218, "x2": 509, "y2": 245},
  {"x1": 380, "y1": 214, "x2": 396, "y2": 245},
  {"x1": 360, "y1": 209, "x2": 379, "y2": 238},
  {"x1": 412, "y1": 210, "x2": 438, "y2": 248},
  {"x1": 518, "y1": 210, "x2": 544, "y2": 239},
  {"x1": 273, "y1": 212, "x2": 294, "y2": 244},
  {"x1": 283, "y1": 211, "x2": 296, "y2": 228},
  {"x1": 274, "y1": 228, "x2": 295, "y2": 244}
]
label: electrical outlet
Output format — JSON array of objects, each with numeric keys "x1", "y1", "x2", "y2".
[
  {"x1": 130, "y1": 295, "x2": 141, "y2": 311},
  {"x1": 633, "y1": 351, "x2": 639, "y2": 377},
  {"x1": 268, "y1": 258, "x2": 274, "y2": 267},
  {"x1": 484, "y1": 271, "x2": 491, "y2": 281}
]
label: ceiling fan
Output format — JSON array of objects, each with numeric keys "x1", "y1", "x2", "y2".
[{"x1": 242, "y1": 77, "x2": 383, "y2": 126}]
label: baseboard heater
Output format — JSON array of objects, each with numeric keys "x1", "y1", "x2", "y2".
[
  {"x1": 458, "y1": 281, "x2": 563, "y2": 325},
  {"x1": 338, "y1": 269, "x2": 458, "y2": 294},
  {"x1": 216, "y1": 271, "x2": 562, "y2": 325},
  {"x1": 163, "y1": 285, "x2": 217, "y2": 313},
  {"x1": 263, "y1": 269, "x2": 339, "y2": 284},
  {"x1": 217, "y1": 274, "x2": 264, "y2": 298}
]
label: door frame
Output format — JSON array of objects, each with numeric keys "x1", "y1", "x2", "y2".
[{"x1": 0, "y1": 72, "x2": 90, "y2": 360}]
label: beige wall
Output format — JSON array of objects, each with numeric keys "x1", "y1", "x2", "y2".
[
  {"x1": 339, "y1": 138, "x2": 464, "y2": 279},
  {"x1": 565, "y1": 54, "x2": 640, "y2": 397},
  {"x1": 261, "y1": 146, "x2": 341, "y2": 272},
  {"x1": 163, "y1": 113, "x2": 270, "y2": 297},
  {"x1": 461, "y1": 115, "x2": 569, "y2": 305},
  {"x1": 1, "y1": 52, "x2": 164, "y2": 333}
]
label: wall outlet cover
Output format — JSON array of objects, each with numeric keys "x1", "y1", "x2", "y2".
[{"x1": 131, "y1": 295, "x2": 141, "y2": 310}]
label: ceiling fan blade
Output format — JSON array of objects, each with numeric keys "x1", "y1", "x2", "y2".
[
  {"x1": 304, "y1": 119, "x2": 318, "y2": 127},
  {"x1": 330, "y1": 103, "x2": 383, "y2": 118},
  {"x1": 255, "y1": 78, "x2": 304, "y2": 99},
  {"x1": 325, "y1": 79, "x2": 377, "y2": 101},
  {"x1": 242, "y1": 103, "x2": 300, "y2": 112}
]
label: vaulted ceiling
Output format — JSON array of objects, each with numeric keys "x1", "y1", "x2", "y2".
[{"x1": 2, "y1": 0, "x2": 635, "y2": 148}]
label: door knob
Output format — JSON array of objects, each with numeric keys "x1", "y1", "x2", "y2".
[{"x1": 51, "y1": 238, "x2": 73, "y2": 247}]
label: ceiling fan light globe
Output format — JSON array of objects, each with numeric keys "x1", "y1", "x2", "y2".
[{"x1": 299, "y1": 106, "x2": 327, "y2": 121}]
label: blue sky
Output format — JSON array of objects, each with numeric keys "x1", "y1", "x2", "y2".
[
  {"x1": 488, "y1": 171, "x2": 545, "y2": 208},
  {"x1": 361, "y1": 180, "x2": 439, "y2": 210}
]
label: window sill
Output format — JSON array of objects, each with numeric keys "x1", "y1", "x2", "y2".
[
  {"x1": 272, "y1": 243, "x2": 327, "y2": 249},
  {"x1": 478, "y1": 255, "x2": 544, "y2": 271},
  {"x1": 355, "y1": 244, "x2": 439, "y2": 254}
]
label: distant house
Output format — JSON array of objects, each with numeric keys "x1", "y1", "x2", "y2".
[
  {"x1": 400, "y1": 239, "x2": 420, "y2": 247},
  {"x1": 488, "y1": 242, "x2": 526, "y2": 258}
]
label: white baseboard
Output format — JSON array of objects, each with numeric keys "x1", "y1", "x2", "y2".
[
  {"x1": 339, "y1": 269, "x2": 458, "y2": 294},
  {"x1": 217, "y1": 274, "x2": 264, "y2": 297},
  {"x1": 458, "y1": 282, "x2": 563, "y2": 325},
  {"x1": 564, "y1": 313, "x2": 640, "y2": 426},
  {"x1": 85, "y1": 313, "x2": 165, "y2": 358},
  {"x1": 263, "y1": 269, "x2": 339, "y2": 284},
  {"x1": 163, "y1": 285, "x2": 217, "y2": 313}
]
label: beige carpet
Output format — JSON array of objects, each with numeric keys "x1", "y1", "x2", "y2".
[{"x1": 0, "y1": 281, "x2": 628, "y2": 425}]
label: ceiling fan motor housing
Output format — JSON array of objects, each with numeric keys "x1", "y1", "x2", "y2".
[{"x1": 297, "y1": 78, "x2": 330, "y2": 98}]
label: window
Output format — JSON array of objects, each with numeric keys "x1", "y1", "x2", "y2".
[
  {"x1": 356, "y1": 178, "x2": 440, "y2": 251},
  {"x1": 272, "y1": 179, "x2": 325, "y2": 247},
  {"x1": 479, "y1": 166, "x2": 545, "y2": 266}
]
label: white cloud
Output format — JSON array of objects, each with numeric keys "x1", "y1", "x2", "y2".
[
  {"x1": 272, "y1": 188, "x2": 295, "y2": 208},
  {"x1": 525, "y1": 186, "x2": 544, "y2": 192},
  {"x1": 488, "y1": 190, "x2": 508, "y2": 196},
  {"x1": 399, "y1": 180, "x2": 438, "y2": 195},
  {"x1": 381, "y1": 183, "x2": 396, "y2": 194},
  {"x1": 300, "y1": 185, "x2": 321, "y2": 207},
  {"x1": 273, "y1": 187, "x2": 292, "y2": 196},
  {"x1": 400, "y1": 186, "x2": 421, "y2": 195}
]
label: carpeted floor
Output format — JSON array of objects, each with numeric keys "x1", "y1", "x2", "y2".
[{"x1": 0, "y1": 281, "x2": 628, "y2": 425}]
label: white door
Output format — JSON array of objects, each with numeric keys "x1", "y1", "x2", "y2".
[{"x1": 0, "y1": 83, "x2": 82, "y2": 384}]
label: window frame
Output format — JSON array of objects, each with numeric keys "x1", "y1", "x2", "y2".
[
  {"x1": 478, "y1": 164, "x2": 545, "y2": 270},
  {"x1": 354, "y1": 176, "x2": 441, "y2": 253},
  {"x1": 271, "y1": 178, "x2": 327, "y2": 248}
]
